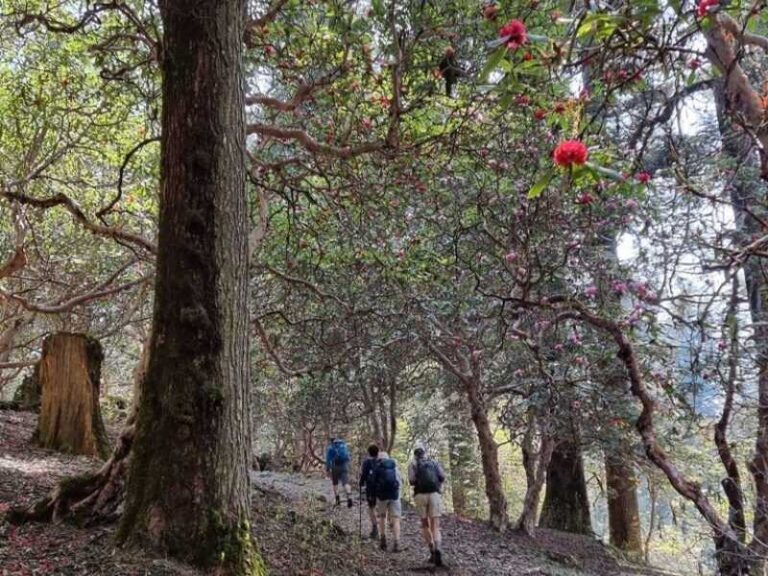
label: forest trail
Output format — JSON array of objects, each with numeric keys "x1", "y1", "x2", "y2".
[
  {"x1": 0, "y1": 410, "x2": 678, "y2": 576},
  {"x1": 251, "y1": 470, "x2": 676, "y2": 576}
]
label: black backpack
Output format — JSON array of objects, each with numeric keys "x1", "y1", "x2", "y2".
[{"x1": 415, "y1": 459, "x2": 440, "y2": 493}]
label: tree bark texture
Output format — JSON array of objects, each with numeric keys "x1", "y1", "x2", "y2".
[
  {"x1": 605, "y1": 455, "x2": 643, "y2": 556},
  {"x1": 117, "y1": 1, "x2": 263, "y2": 573},
  {"x1": 35, "y1": 332, "x2": 110, "y2": 459},
  {"x1": 464, "y1": 374, "x2": 509, "y2": 532},
  {"x1": 446, "y1": 392, "x2": 482, "y2": 518},
  {"x1": 516, "y1": 411, "x2": 554, "y2": 536},
  {"x1": 540, "y1": 432, "x2": 592, "y2": 535}
]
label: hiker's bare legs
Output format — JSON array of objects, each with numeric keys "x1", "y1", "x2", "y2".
[
  {"x1": 430, "y1": 517, "x2": 441, "y2": 551},
  {"x1": 391, "y1": 517, "x2": 401, "y2": 542},
  {"x1": 420, "y1": 518, "x2": 434, "y2": 548},
  {"x1": 368, "y1": 504, "x2": 377, "y2": 529},
  {"x1": 378, "y1": 514, "x2": 387, "y2": 540}
]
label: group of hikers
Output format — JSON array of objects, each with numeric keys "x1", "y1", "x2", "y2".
[{"x1": 325, "y1": 438, "x2": 447, "y2": 567}]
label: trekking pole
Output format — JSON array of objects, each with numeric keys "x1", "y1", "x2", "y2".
[{"x1": 356, "y1": 430, "x2": 365, "y2": 576}]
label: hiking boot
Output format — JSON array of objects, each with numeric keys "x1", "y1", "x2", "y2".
[
  {"x1": 335, "y1": 495, "x2": 341, "y2": 506},
  {"x1": 379, "y1": 537, "x2": 387, "y2": 551},
  {"x1": 369, "y1": 526, "x2": 379, "y2": 540},
  {"x1": 392, "y1": 541, "x2": 401, "y2": 553},
  {"x1": 347, "y1": 497, "x2": 353, "y2": 508},
  {"x1": 427, "y1": 548, "x2": 436, "y2": 564},
  {"x1": 434, "y1": 549, "x2": 443, "y2": 567}
]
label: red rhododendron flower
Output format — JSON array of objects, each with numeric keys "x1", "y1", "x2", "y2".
[
  {"x1": 688, "y1": 58, "x2": 702, "y2": 70},
  {"x1": 697, "y1": 0, "x2": 718, "y2": 17},
  {"x1": 533, "y1": 108, "x2": 547, "y2": 121},
  {"x1": 515, "y1": 94, "x2": 531, "y2": 106},
  {"x1": 499, "y1": 20, "x2": 527, "y2": 50},
  {"x1": 575, "y1": 192, "x2": 594, "y2": 205},
  {"x1": 553, "y1": 140, "x2": 588, "y2": 167},
  {"x1": 635, "y1": 172, "x2": 651, "y2": 183}
]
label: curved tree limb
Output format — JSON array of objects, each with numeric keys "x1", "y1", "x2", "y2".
[{"x1": 1, "y1": 190, "x2": 156, "y2": 254}]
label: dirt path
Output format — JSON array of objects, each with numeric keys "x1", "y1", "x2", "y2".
[
  {"x1": 251, "y1": 470, "x2": 674, "y2": 576},
  {"x1": 0, "y1": 410, "x2": 677, "y2": 576}
]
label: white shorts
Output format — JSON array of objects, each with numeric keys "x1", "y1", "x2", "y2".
[
  {"x1": 375, "y1": 498, "x2": 402, "y2": 518},
  {"x1": 414, "y1": 492, "x2": 442, "y2": 518}
]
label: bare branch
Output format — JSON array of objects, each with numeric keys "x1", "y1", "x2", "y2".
[
  {"x1": 247, "y1": 123, "x2": 385, "y2": 158},
  {"x1": 2, "y1": 274, "x2": 149, "y2": 315},
  {"x1": 1, "y1": 190, "x2": 156, "y2": 254}
]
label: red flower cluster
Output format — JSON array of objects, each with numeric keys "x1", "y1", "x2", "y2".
[
  {"x1": 575, "y1": 192, "x2": 594, "y2": 205},
  {"x1": 697, "y1": 0, "x2": 718, "y2": 18},
  {"x1": 499, "y1": 20, "x2": 527, "y2": 50},
  {"x1": 515, "y1": 94, "x2": 531, "y2": 106},
  {"x1": 553, "y1": 140, "x2": 588, "y2": 167},
  {"x1": 635, "y1": 172, "x2": 651, "y2": 184}
]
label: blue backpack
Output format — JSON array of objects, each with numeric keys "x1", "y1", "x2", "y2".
[
  {"x1": 332, "y1": 440, "x2": 350, "y2": 466},
  {"x1": 373, "y1": 458, "x2": 400, "y2": 500}
]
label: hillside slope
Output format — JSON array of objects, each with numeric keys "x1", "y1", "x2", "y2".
[{"x1": 1, "y1": 410, "x2": 677, "y2": 576}]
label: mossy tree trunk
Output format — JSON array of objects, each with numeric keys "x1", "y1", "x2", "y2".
[
  {"x1": 116, "y1": 1, "x2": 263, "y2": 573},
  {"x1": 35, "y1": 332, "x2": 110, "y2": 459},
  {"x1": 605, "y1": 454, "x2": 643, "y2": 556},
  {"x1": 540, "y1": 429, "x2": 592, "y2": 535},
  {"x1": 445, "y1": 391, "x2": 482, "y2": 518}
]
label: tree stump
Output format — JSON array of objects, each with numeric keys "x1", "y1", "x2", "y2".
[{"x1": 35, "y1": 332, "x2": 110, "y2": 459}]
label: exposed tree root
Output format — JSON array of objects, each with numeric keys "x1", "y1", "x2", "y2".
[{"x1": 8, "y1": 418, "x2": 134, "y2": 526}]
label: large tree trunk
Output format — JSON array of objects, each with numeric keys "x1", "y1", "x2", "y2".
[
  {"x1": 116, "y1": 1, "x2": 262, "y2": 573},
  {"x1": 35, "y1": 332, "x2": 110, "y2": 459},
  {"x1": 605, "y1": 454, "x2": 643, "y2": 556},
  {"x1": 540, "y1": 430, "x2": 592, "y2": 535}
]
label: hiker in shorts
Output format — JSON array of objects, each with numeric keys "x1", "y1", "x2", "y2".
[
  {"x1": 371, "y1": 451, "x2": 403, "y2": 553},
  {"x1": 325, "y1": 437, "x2": 353, "y2": 508},
  {"x1": 408, "y1": 447, "x2": 446, "y2": 567},
  {"x1": 359, "y1": 444, "x2": 380, "y2": 539}
]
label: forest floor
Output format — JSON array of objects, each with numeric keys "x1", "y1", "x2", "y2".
[{"x1": 0, "y1": 409, "x2": 678, "y2": 576}]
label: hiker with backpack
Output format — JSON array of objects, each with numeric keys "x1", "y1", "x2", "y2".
[
  {"x1": 408, "y1": 446, "x2": 446, "y2": 567},
  {"x1": 371, "y1": 450, "x2": 403, "y2": 553},
  {"x1": 359, "y1": 444, "x2": 380, "y2": 539},
  {"x1": 325, "y1": 437, "x2": 353, "y2": 508}
]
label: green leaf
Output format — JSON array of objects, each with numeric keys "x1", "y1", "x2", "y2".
[
  {"x1": 576, "y1": 13, "x2": 622, "y2": 40},
  {"x1": 528, "y1": 172, "x2": 553, "y2": 199},
  {"x1": 479, "y1": 46, "x2": 507, "y2": 84}
]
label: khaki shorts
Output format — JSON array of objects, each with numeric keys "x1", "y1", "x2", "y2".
[
  {"x1": 414, "y1": 492, "x2": 442, "y2": 518},
  {"x1": 375, "y1": 498, "x2": 402, "y2": 518}
]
